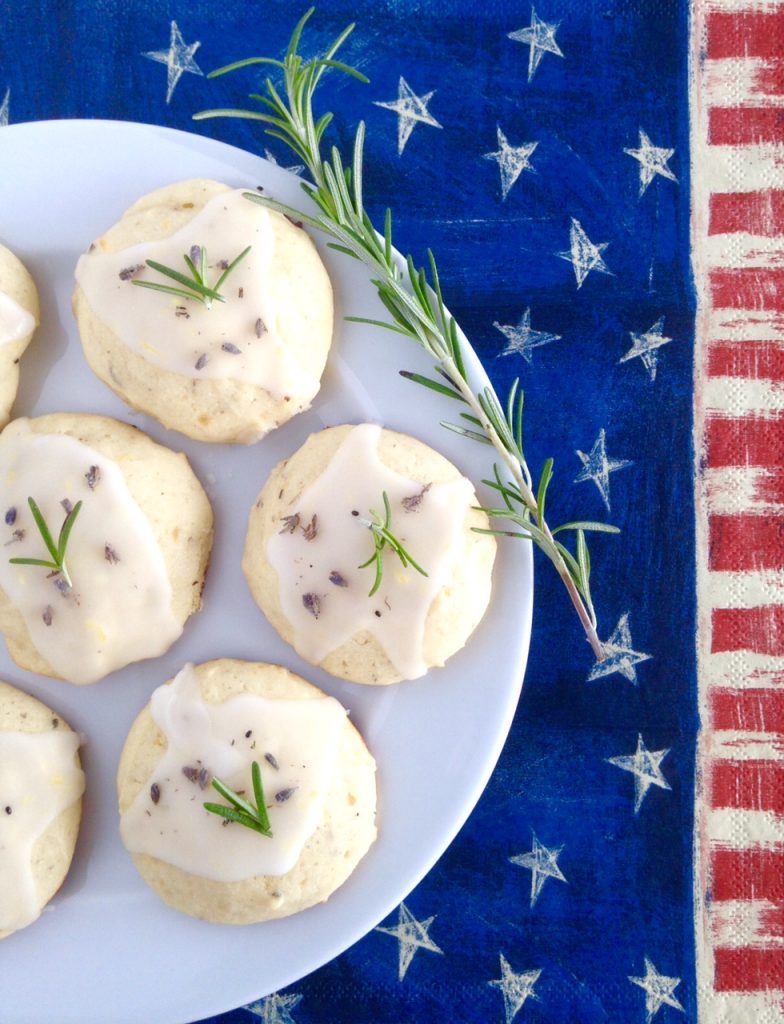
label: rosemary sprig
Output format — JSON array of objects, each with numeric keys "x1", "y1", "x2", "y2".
[
  {"x1": 132, "y1": 244, "x2": 251, "y2": 307},
  {"x1": 203, "y1": 760, "x2": 273, "y2": 837},
  {"x1": 9, "y1": 497, "x2": 83, "y2": 589},
  {"x1": 194, "y1": 10, "x2": 618, "y2": 660},
  {"x1": 358, "y1": 491, "x2": 428, "y2": 597}
]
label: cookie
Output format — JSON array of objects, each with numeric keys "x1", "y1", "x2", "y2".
[
  {"x1": 0, "y1": 413, "x2": 213, "y2": 684},
  {"x1": 73, "y1": 179, "x2": 333, "y2": 444},
  {"x1": 117, "y1": 660, "x2": 377, "y2": 923},
  {"x1": 242, "y1": 423, "x2": 496, "y2": 684},
  {"x1": 0, "y1": 243, "x2": 39, "y2": 429}
]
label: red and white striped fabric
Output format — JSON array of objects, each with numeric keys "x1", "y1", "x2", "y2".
[{"x1": 693, "y1": 1, "x2": 784, "y2": 1020}]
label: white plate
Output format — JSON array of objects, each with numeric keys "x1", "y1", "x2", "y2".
[{"x1": 0, "y1": 120, "x2": 532, "y2": 1024}]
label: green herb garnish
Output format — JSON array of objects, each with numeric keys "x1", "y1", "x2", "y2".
[
  {"x1": 132, "y1": 244, "x2": 251, "y2": 308},
  {"x1": 358, "y1": 491, "x2": 428, "y2": 597},
  {"x1": 9, "y1": 497, "x2": 82, "y2": 589},
  {"x1": 203, "y1": 760, "x2": 273, "y2": 837},
  {"x1": 194, "y1": 9, "x2": 618, "y2": 660}
]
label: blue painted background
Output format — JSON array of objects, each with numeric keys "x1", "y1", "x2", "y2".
[{"x1": 1, "y1": 1, "x2": 696, "y2": 1020}]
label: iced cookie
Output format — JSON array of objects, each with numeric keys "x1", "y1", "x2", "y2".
[
  {"x1": 73, "y1": 179, "x2": 334, "y2": 444},
  {"x1": 117, "y1": 660, "x2": 377, "y2": 924},
  {"x1": 0, "y1": 680, "x2": 84, "y2": 939},
  {"x1": 0, "y1": 413, "x2": 213, "y2": 684},
  {"x1": 0, "y1": 243, "x2": 39, "y2": 429},
  {"x1": 242, "y1": 423, "x2": 496, "y2": 684}
]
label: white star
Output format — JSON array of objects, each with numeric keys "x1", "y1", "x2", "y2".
[
  {"x1": 143, "y1": 21, "x2": 204, "y2": 104},
  {"x1": 587, "y1": 613, "x2": 652, "y2": 685},
  {"x1": 574, "y1": 428, "x2": 632, "y2": 511},
  {"x1": 508, "y1": 7, "x2": 564, "y2": 82},
  {"x1": 629, "y1": 957, "x2": 684, "y2": 1021},
  {"x1": 374, "y1": 77, "x2": 443, "y2": 155},
  {"x1": 0, "y1": 87, "x2": 10, "y2": 127},
  {"x1": 376, "y1": 901, "x2": 444, "y2": 980},
  {"x1": 489, "y1": 955, "x2": 542, "y2": 1024},
  {"x1": 619, "y1": 317, "x2": 673, "y2": 381},
  {"x1": 509, "y1": 832, "x2": 567, "y2": 907},
  {"x1": 494, "y1": 308, "x2": 560, "y2": 363},
  {"x1": 264, "y1": 148, "x2": 305, "y2": 177},
  {"x1": 624, "y1": 130, "x2": 677, "y2": 197},
  {"x1": 608, "y1": 735, "x2": 672, "y2": 814},
  {"x1": 244, "y1": 991, "x2": 303, "y2": 1024},
  {"x1": 557, "y1": 218, "x2": 611, "y2": 289},
  {"x1": 483, "y1": 127, "x2": 538, "y2": 200}
]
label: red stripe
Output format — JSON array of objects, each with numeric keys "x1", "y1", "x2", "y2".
[
  {"x1": 711, "y1": 759, "x2": 784, "y2": 813},
  {"x1": 705, "y1": 415, "x2": 784, "y2": 468},
  {"x1": 714, "y1": 947, "x2": 784, "y2": 992},
  {"x1": 706, "y1": 10, "x2": 784, "y2": 60},
  {"x1": 710, "y1": 268, "x2": 784, "y2": 310},
  {"x1": 707, "y1": 341, "x2": 784, "y2": 380},
  {"x1": 712, "y1": 605, "x2": 784, "y2": 656},
  {"x1": 711, "y1": 689, "x2": 784, "y2": 733},
  {"x1": 711, "y1": 846, "x2": 784, "y2": 902},
  {"x1": 709, "y1": 513, "x2": 784, "y2": 571},
  {"x1": 709, "y1": 191, "x2": 784, "y2": 237},
  {"x1": 755, "y1": 61, "x2": 784, "y2": 98},
  {"x1": 710, "y1": 107, "x2": 784, "y2": 146},
  {"x1": 761, "y1": 904, "x2": 784, "y2": 938}
]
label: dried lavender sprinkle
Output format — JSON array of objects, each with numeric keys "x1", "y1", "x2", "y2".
[
  {"x1": 104, "y1": 543, "x2": 120, "y2": 564},
  {"x1": 329, "y1": 571, "x2": 348, "y2": 587},
  {"x1": 190, "y1": 245, "x2": 202, "y2": 264},
  {"x1": 42, "y1": 606, "x2": 53, "y2": 627},
  {"x1": 118, "y1": 264, "x2": 144, "y2": 281},
  {"x1": 221, "y1": 342, "x2": 241, "y2": 355},
  {"x1": 255, "y1": 317, "x2": 266, "y2": 338},
  {"x1": 302, "y1": 593, "x2": 321, "y2": 619},
  {"x1": 61, "y1": 498, "x2": 73, "y2": 514},
  {"x1": 264, "y1": 752, "x2": 280, "y2": 771},
  {"x1": 150, "y1": 783, "x2": 161, "y2": 805},
  {"x1": 195, "y1": 353, "x2": 208, "y2": 371},
  {"x1": 275, "y1": 787, "x2": 298, "y2": 803},
  {"x1": 86, "y1": 465, "x2": 101, "y2": 490},
  {"x1": 4, "y1": 508, "x2": 16, "y2": 526}
]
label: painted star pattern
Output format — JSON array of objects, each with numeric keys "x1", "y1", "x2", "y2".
[
  {"x1": 629, "y1": 958, "x2": 685, "y2": 1021},
  {"x1": 376, "y1": 902, "x2": 444, "y2": 980},
  {"x1": 624, "y1": 129, "x2": 677, "y2": 196},
  {"x1": 588, "y1": 612, "x2": 652, "y2": 685},
  {"x1": 489, "y1": 955, "x2": 542, "y2": 1024},
  {"x1": 494, "y1": 308, "x2": 560, "y2": 363},
  {"x1": 510, "y1": 833, "x2": 567, "y2": 906},
  {"x1": 0, "y1": 87, "x2": 9, "y2": 127},
  {"x1": 244, "y1": 992, "x2": 303, "y2": 1024},
  {"x1": 609, "y1": 735, "x2": 672, "y2": 814},
  {"x1": 374, "y1": 77, "x2": 443, "y2": 155},
  {"x1": 620, "y1": 317, "x2": 673, "y2": 381},
  {"x1": 483, "y1": 126, "x2": 538, "y2": 199},
  {"x1": 143, "y1": 21, "x2": 203, "y2": 104},
  {"x1": 574, "y1": 428, "x2": 632, "y2": 511},
  {"x1": 264, "y1": 147, "x2": 305, "y2": 177},
  {"x1": 508, "y1": 6, "x2": 564, "y2": 82},
  {"x1": 557, "y1": 218, "x2": 611, "y2": 288}
]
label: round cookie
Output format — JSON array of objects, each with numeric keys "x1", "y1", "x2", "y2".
[
  {"x1": 242, "y1": 424, "x2": 496, "y2": 684},
  {"x1": 117, "y1": 659, "x2": 377, "y2": 924},
  {"x1": 0, "y1": 243, "x2": 39, "y2": 429},
  {"x1": 0, "y1": 680, "x2": 84, "y2": 940},
  {"x1": 72, "y1": 179, "x2": 334, "y2": 444},
  {"x1": 0, "y1": 413, "x2": 213, "y2": 683}
]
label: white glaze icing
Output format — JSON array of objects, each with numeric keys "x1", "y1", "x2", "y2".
[
  {"x1": 0, "y1": 291, "x2": 35, "y2": 348},
  {"x1": 0, "y1": 728, "x2": 84, "y2": 933},
  {"x1": 265, "y1": 424, "x2": 475, "y2": 679},
  {"x1": 120, "y1": 664, "x2": 347, "y2": 881},
  {"x1": 75, "y1": 189, "x2": 319, "y2": 400},
  {"x1": 0, "y1": 423, "x2": 180, "y2": 684}
]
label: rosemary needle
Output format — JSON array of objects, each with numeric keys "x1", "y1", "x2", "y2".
[
  {"x1": 358, "y1": 491, "x2": 428, "y2": 597},
  {"x1": 194, "y1": 9, "x2": 619, "y2": 660},
  {"x1": 9, "y1": 497, "x2": 83, "y2": 589},
  {"x1": 203, "y1": 760, "x2": 273, "y2": 837},
  {"x1": 132, "y1": 244, "x2": 251, "y2": 308}
]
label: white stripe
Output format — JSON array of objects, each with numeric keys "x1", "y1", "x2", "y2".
[
  {"x1": 704, "y1": 0, "x2": 784, "y2": 10},
  {"x1": 706, "y1": 466, "x2": 784, "y2": 514},
  {"x1": 707, "y1": 806, "x2": 784, "y2": 848},
  {"x1": 706, "y1": 570, "x2": 784, "y2": 610},
  {"x1": 703, "y1": 649, "x2": 784, "y2": 689},
  {"x1": 703, "y1": 374, "x2": 784, "y2": 413},
  {"x1": 703, "y1": 305, "x2": 784, "y2": 342},
  {"x1": 694, "y1": 143, "x2": 784, "y2": 193},
  {"x1": 705, "y1": 232, "x2": 784, "y2": 269},
  {"x1": 700, "y1": 991, "x2": 784, "y2": 1024},
  {"x1": 712, "y1": 899, "x2": 784, "y2": 948},
  {"x1": 706, "y1": 57, "x2": 784, "y2": 108},
  {"x1": 713, "y1": 731, "x2": 784, "y2": 759}
]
